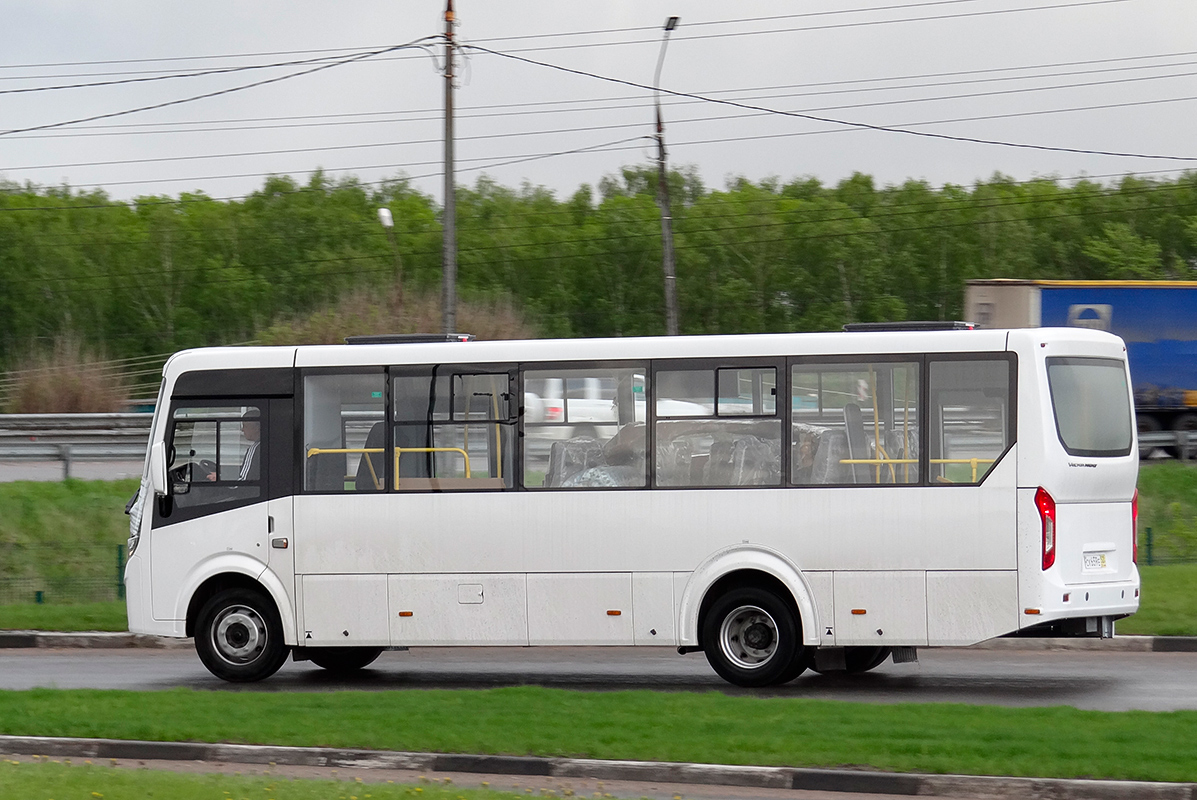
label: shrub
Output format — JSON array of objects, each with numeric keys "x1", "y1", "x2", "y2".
[
  {"x1": 256, "y1": 285, "x2": 538, "y2": 345},
  {"x1": 4, "y1": 335, "x2": 130, "y2": 413}
]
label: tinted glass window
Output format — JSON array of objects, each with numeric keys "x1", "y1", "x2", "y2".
[
  {"x1": 1047, "y1": 357, "x2": 1133, "y2": 457},
  {"x1": 656, "y1": 366, "x2": 780, "y2": 488},
  {"x1": 928, "y1": 359, "x2": 1012, "y2": 484},
  {"x1": 524, "y1": 366, "x2": 646, "y2": 489},
  {"x1": 303, "y1": 373, "x2": 385, "y2": 492},
  {"x1": 394, "y1": 370, "x2": 515, "y2": 492},
  {"x1": 168, "y1": 405, "x2": 261, "y2": 508},
  {"x1": 791, "y1": 362, "x2": 919, "y2": 485}
]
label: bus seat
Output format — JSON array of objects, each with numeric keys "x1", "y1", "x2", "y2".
[
  {"x1": 810, "y1": 429, "x2": 850, "y2": 484},
  {"x1": 546, "y1": 437, "x2": 607, "y2": 487},
  {"x1": 705, "y1": 435, "x2": 779, "y2": 486},
  {"x1": 307, "y1": 451, "x2": 347, "y2": 492},
  {"x1": 654, "y1": 437, "x2": 692, "y2": 486},
  {"x1": 843, "y1": 403, "x2": 872, "y2": 484},
  {"x1": 355, "y1": 423, "x2": 386, "y2": 491},
  {"x1": 561, "y1": 464, "x2": 642, "y2": 488},
  {"x1": 792, "y1": 423, "x2": 827, "y2": 484}
]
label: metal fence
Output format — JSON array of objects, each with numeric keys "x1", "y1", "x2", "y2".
[
  {"x1": 0, "y1": 413, "x2": 151, "y2": 478},
  {"x1": 0, "y1": 543, "x2": 127, "y2": 605}
]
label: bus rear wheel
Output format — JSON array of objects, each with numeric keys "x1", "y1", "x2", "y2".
[
  {"x1": 195, "y1": 588, "x2": 289, "y2": 683},
  {"x1": 702, "y1": 587, "x2": 803, "y2": 688},
  {"x1": 308, "y1": 647, "x2": 384, "y2": 673},
  {"x1": 810, "y1": 646, "x2": 892, "y2": 675}
]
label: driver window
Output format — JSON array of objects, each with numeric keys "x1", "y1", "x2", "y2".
[{"x1": 169, "y1": 406, "x2": 262, "y2": 508}]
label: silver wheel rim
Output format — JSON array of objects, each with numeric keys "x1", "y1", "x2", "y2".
[
  {"x1": 211, "y1": 604, "x2": 267, "y2": 665},
  {"x1": 719, "y1": 604, "x2": 778, "y2": 669}
]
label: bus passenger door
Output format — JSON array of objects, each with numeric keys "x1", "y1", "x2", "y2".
[{"x1": 263, "y1": 397, "x2": 297, "y2": 638}]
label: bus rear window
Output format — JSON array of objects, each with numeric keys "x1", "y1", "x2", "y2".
[{"x1": 1046, "y1": 357, "x2": 1133, "y2": 457}]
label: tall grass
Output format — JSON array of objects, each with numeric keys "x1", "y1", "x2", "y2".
[
  {"x1": 1138, "y1": 462, "x2": 1197, "y2": 563},
  {"x1": 257, "y1": 285, "x2": 537, "y2": 345},
  {"x1": 4, "y1": 334, "x2": 130, "y2": 413}
]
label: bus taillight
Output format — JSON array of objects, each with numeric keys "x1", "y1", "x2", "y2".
[
  {"x1": 1132, "y1": 489, "x2": 1139, "y2": 564},
  {"x1": 1035, "y1": 487, "x2": 1056, "y2": 570}
]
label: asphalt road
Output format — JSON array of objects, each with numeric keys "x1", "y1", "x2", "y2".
[{"x1": 3, "y1": 646, "x2": 1196, "y2": 711}]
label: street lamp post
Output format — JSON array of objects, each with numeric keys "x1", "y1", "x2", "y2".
[
  {"x1": 654, "y1": 16, "x2": 680, "y2": 336},
  {"x1": 377, "y1": 207, "x2": 405, "y2": 314},
  {"x1": 442, "y1": 0, "x2": 458, "y2": 334}
]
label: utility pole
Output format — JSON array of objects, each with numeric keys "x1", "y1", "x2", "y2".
[
  {"x1": 654, "y1": 16, "x2": 680, "y2": 336},
  {"x1": 442, "y1": 0, "x2": 458, "y2": 334}
]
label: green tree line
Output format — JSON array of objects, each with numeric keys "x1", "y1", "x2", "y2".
[{"x1": 3, "y1": 166, "x2": 1197, "y2": 369}]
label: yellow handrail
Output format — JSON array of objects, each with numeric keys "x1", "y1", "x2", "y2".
[
  {"x1": 839, "y1": 456, "x2": 995, "y2": 483},
  {"x1": 306, "y1": 447, "x2": 384, "y2": 490},
  {"x1": 394, "y1": 447, "x2": 471, "y2": 489}
]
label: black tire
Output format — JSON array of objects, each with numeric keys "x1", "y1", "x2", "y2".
[
  {"x1": 844, "y1": 646, "x2": 892, "y2": 674},
  {"x1": 702, "y1": 587, "x2": 803, "y2": 688},
  {"x1": 1137, "y1": 414, "x2": 1163, "y2": 458},
  {"x1": 195, "y1": 588, "x2": 289, "y2": 683},
  {"x1": 810, "y1": 646, "x2": 892, "y2": 676},
  {"x1": 308, "y1": 647, "x2": 384, "y2": 673},
  {"x1": 1173, "y1": 413, "x2": 1197, "y2": 460}
]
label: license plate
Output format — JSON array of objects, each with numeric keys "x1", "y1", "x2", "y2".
[{"x1": 1083, "y1": 552, "x2": 1108, "y2": 570}]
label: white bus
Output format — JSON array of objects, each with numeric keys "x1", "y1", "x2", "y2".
[{"x1": 125, "y1": 326, "x2": 1140, "y2": 687}]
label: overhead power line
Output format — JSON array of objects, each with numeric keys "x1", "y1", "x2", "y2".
[
  {"x1": 464, "y1": 43, "x2": 1197, "y2": 164},
  {"x1": 0, "y1": 50, "x2": 393, "y2": 96},
  {"x1": 0, "y1": 39, "x2": 439, "y2": 138}
]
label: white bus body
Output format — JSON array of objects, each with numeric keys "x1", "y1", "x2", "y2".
[{"x1": 125, "y1": 328, "x2": 1140, "y2": 686}]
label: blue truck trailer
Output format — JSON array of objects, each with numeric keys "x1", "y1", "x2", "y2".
[{"x1": 965, "y1": 279, "x2": 1197, "y2": 437}]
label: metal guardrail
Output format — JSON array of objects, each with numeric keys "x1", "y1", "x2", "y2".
[
  {"x1": 1139, "y1": 431, "x2": 1197, "y2": 459},
  {"x1": 0, "y1": 413, "x2": 151, "y2": 478},
  {"x1": 0, "y1": 415, "x2": 1193, "y2": 481}
]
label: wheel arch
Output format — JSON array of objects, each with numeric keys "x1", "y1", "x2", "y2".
[
  {"x1": 181, "y1": 557, "x2": 296, "y2": 645},
  {"x1": 677, "y1": 545, "x2": 821, "y2": 648}
]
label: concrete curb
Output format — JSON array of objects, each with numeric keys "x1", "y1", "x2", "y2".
[
  {"x1": 0, "y1": 631, "x2": 192, "y2": 650},
  {"x1": 3, "y1": 630, "x2": 1197, "y2": 652},
  {"x1": 1, "y1": 735, "x2": 1193, "y2": 799}
]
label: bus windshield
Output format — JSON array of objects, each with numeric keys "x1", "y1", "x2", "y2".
[{"x1": 1046, "y1": 356, "x2": 1133, "y2": 457}]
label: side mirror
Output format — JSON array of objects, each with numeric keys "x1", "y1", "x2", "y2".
[{"x1": 149, "y1": 441, "x2": 168, "y2": 497}]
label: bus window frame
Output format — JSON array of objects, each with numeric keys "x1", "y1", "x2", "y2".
[
  {"x1": 924, "y1": 351, "x2": 1018, "y2": 487},
  {"x1": 651, "y1": 357, "x2": 786, "y2": 489},
  {"x1": 519, "y1": 359, "x2": 651, "y2": 492},
  {"x1": 786, "y1": 351, "x2": 1017, "y2": 489},
  {"x1": 298, "y1": 366, "x2": 389, "y2": 496},
  {"x1": 153, "y1": 397, "x2": 271, "y2": 527},
  {"x1": 389, "y1": 362, "x2": 519, "y2": 493}
]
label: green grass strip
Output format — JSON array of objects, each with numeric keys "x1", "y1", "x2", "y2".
[
  {"x1": 3, "y1": 687, "x2": 1197, "y2": 783},
  {"x1": 1115, "y1": 564, "x2": 1197, "y2": 636},
  {"x1": 2, "y1": 758, "x2": 521, "y2": 800},
  {"x1": 0, "y1": 600, "x2": 128, "y2": 632}
]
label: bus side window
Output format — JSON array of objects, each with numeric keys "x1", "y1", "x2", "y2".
[
  {"x1": 654, "y1": 366, "x2": 781, "y2": 488},
  {"x1": 394, "y1": 371, "x2": 516, "y2": 491},
  {"x1": 928, "y1": 359, "x2": 1011, "y2": 484},
  {"x1": 791, "y1": 362, "x2": 919, "y2": 486},
  {"x1": 303, "y1": 373, "x2": 386, "y2": 493},
  {"x1": 523, "y1": 365, "x2": 647, "y2": 489},
  {"x1": 168, "y1": 405, "x2": 262, "y2": 509}
]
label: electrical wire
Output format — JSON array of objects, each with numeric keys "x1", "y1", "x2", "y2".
[
  {"x1": 464, "y1": 43, "x2": 1197, "y2": 163},
  {"x1": 0, "y1": 39, "x2": 439, "y2": 138},
  {"x1": 0, "y1": 50, "x2": 392, "y2": 96}
]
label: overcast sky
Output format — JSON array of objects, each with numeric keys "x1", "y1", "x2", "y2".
[{"x1": 3, "y1": 0, "x2": 1196, "y2": 204}]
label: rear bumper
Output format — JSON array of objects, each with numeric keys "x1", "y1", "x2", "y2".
[{"x1": 1019, "y1": 575, "x2": 1139, "y2": 631}]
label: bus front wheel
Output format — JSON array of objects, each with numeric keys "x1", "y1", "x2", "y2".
[
  {"x1": 308, "y1": 647, "x2": 384, "y2": 673},
  {"x1": 195, "y1": 588, "x2": 289, "y2": 683},
  {"x1": 702, "y1": 587, "x2": 803, "y2": 688}
]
